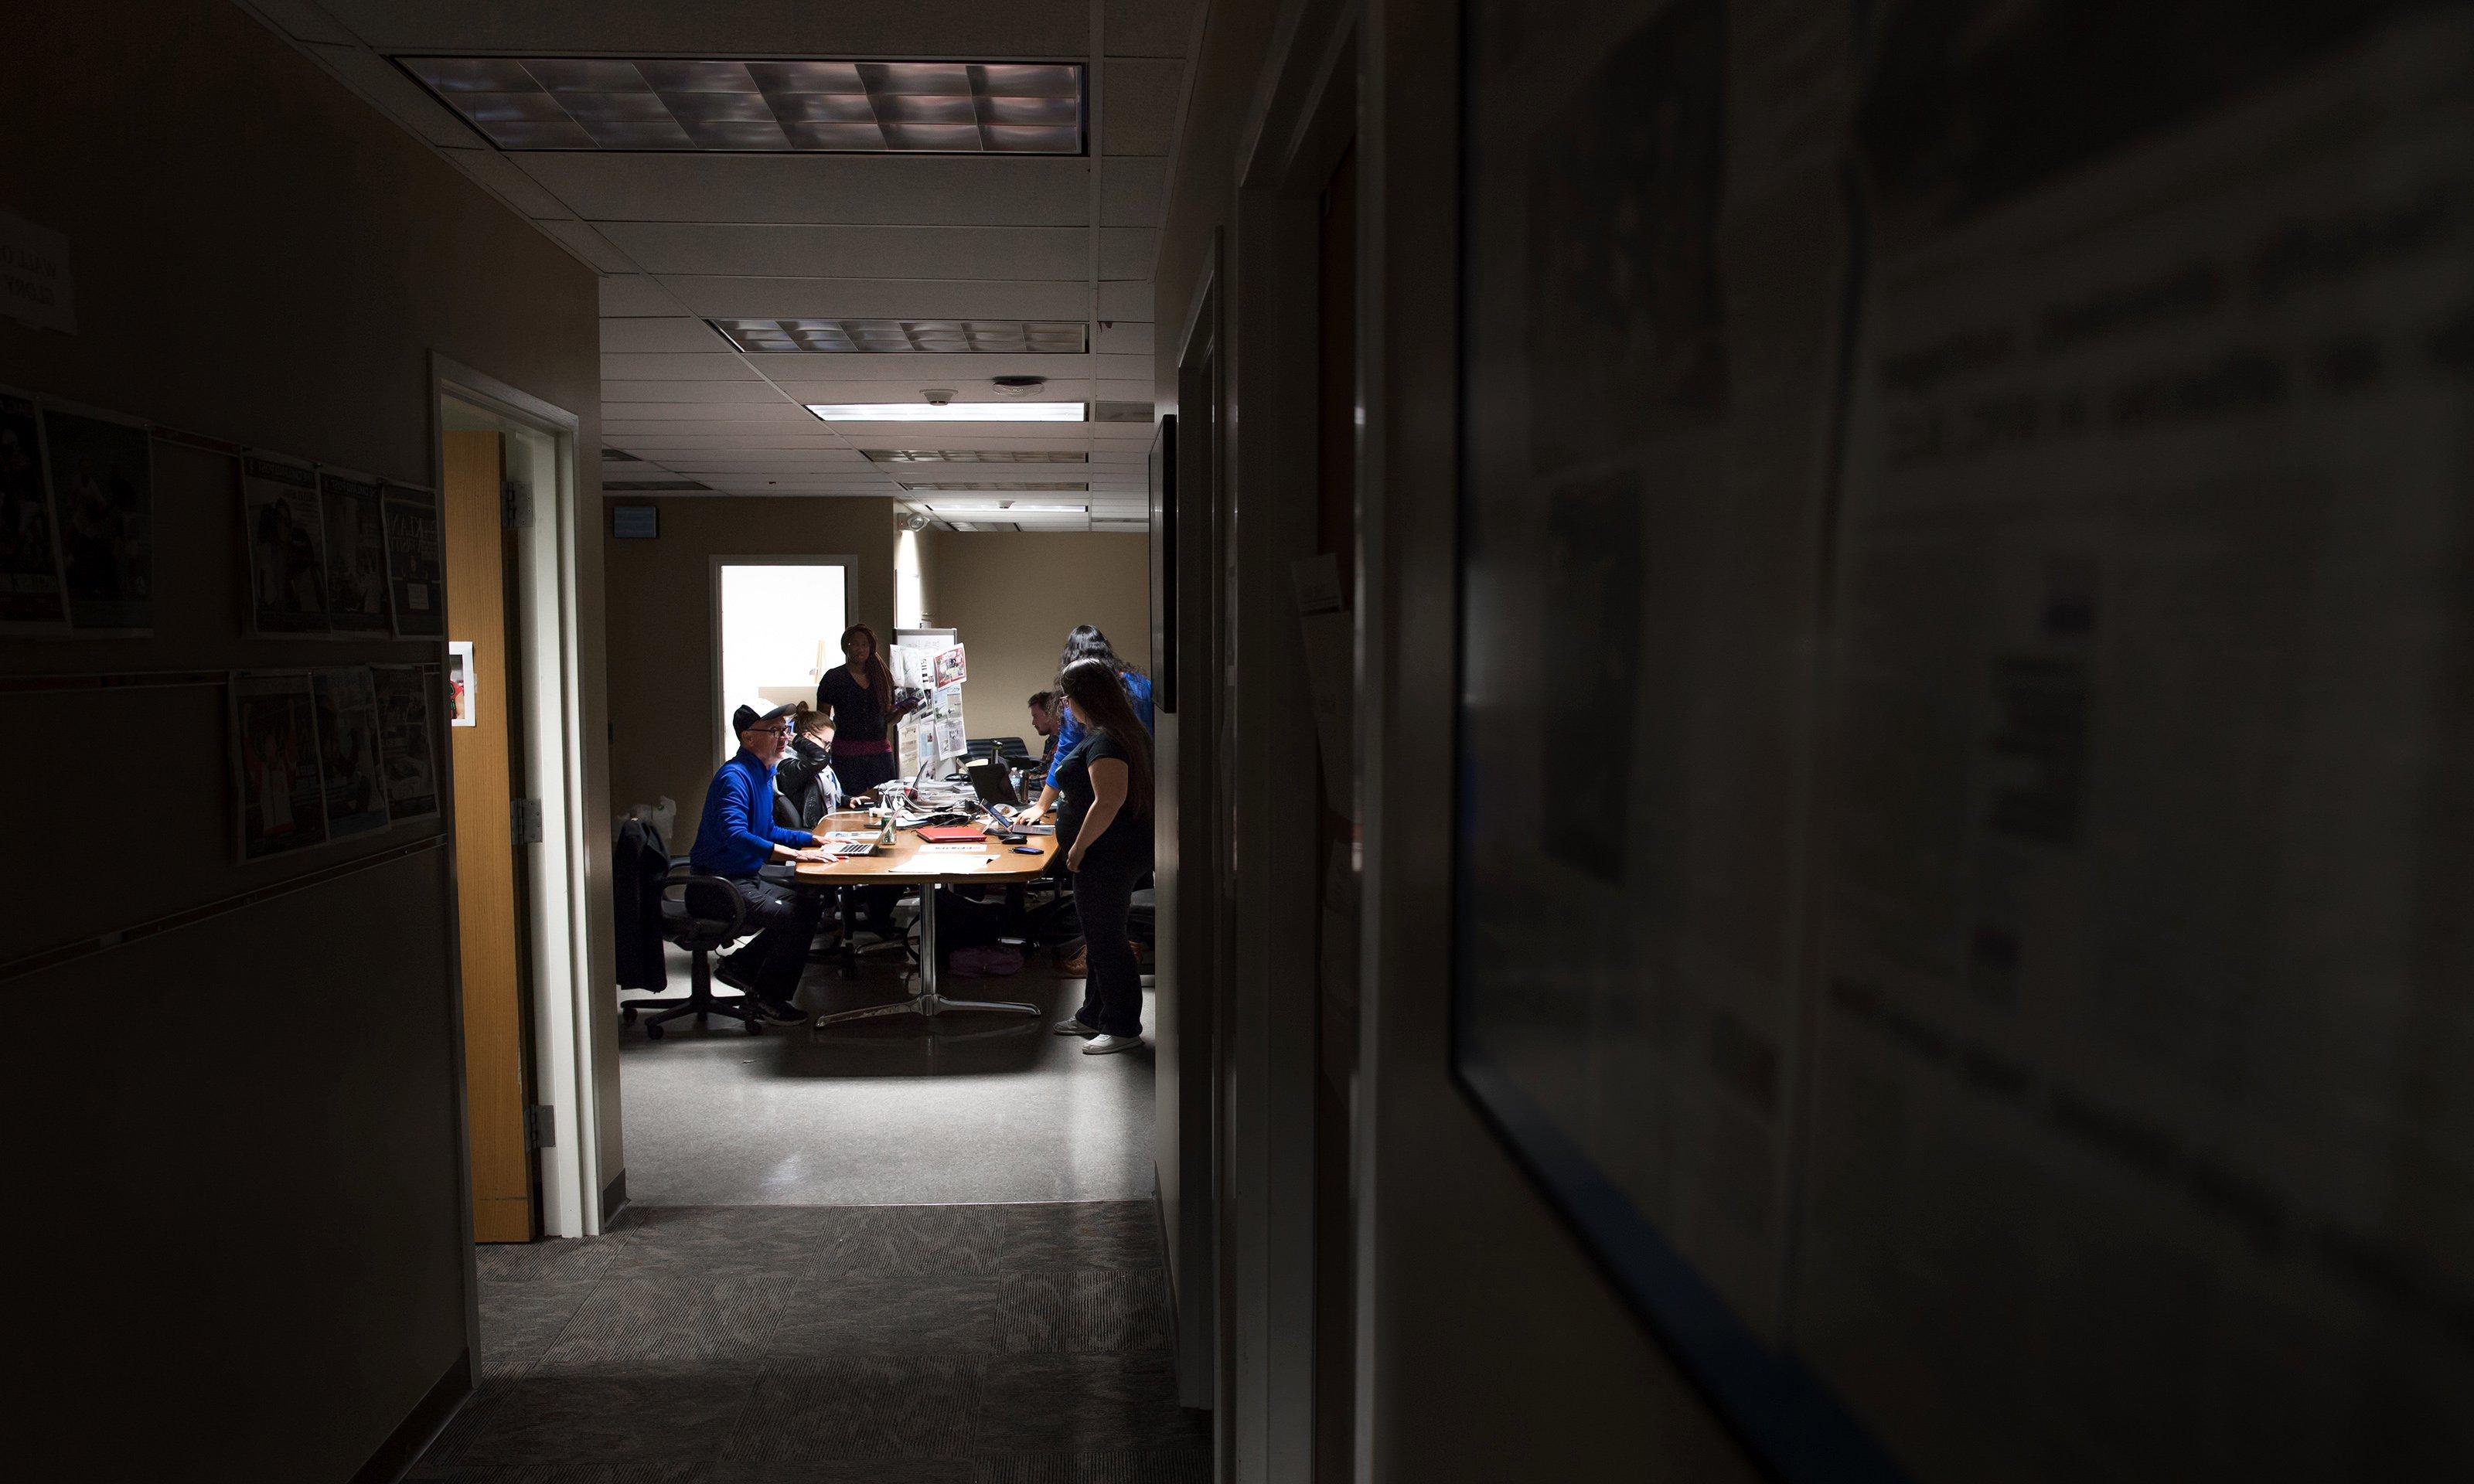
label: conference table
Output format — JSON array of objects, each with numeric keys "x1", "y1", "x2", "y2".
[{"x1": 788, "y1": 811, "x2": 1058, "y2": 1031}]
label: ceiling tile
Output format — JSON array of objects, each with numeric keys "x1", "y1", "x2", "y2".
[
  {"x1": 601, "y1": 352, "x2": 765, "y2": 381},
  {"x1": 1092, "y1": 322, "x2": 1153, "y2": 355},
  {"x1": 600, "y1": 316, "x2": 733, "y2": 352},
  {"x1": 707, "y1": 352, "x2": 1093, "y2": 381},
  {"x1": 1099, "y1": 158, "x2": 1165, "y2": 226},
  {"x1": 1103, "y1": 0, "x2": 1197, "y2": 58},
  {"x1": 600, "y1": 274, "x2": 676, "y2": 316},
  {"x1": 1098, "y1": 58, "x2": 1182, "y2": 156},
  {"x1": 598, "y1": 223, "x2": 1088, "y2": 279},
  {"x1": 1099, "y1": 227, "x2": 1155, "y2": 280},
  {"x1": 656, "y1": 276, "x2": 1092, "y2": 320},
  {"x1": 1098, "y1": 380, "x2": 1152, "y2": 400},
  {"x1": 313, "y1": 0, "x2": 1090, "y2": 56},
  {"x1": 1098, "y1": 281, "x2": 1151, "y2": 320},
  {"x1": 603, "y1": 397, "x2": 816, "y2": 419},
  {"x1": 252, "y1": 0, "x2": 362, "y2": 46},
  {"x1": 516, "y1": 153, "x2": 1092, "y2": 226},
  {"x1": 441, "y1": 145, "x2": 578, "y2": 218},
  {"x1": 539, "y1": 218, "x2": 639, "y2": 272},
  {"x1": 1093, "y1": 353, "x2": 1150, "y2": 380}
]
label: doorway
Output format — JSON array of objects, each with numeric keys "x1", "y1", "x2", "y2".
[{"x1": 433, "y1": 362, "x2": 603, "y2": 1247}]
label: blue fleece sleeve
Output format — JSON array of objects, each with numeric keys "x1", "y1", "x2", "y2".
[
  {"x1": 1048, "y1": 707, "x2": 1085, "y2": 787},
  {"x1": 721, "y1": 771, "x2": 785, "y2": 859}
]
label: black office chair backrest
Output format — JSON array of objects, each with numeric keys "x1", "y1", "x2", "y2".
[{"x1": 659, "y1": 864, "x2": 748, "y2": 951}]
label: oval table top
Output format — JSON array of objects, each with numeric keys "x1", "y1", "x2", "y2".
[{"x1": 788, "y1": 810, "x2": 1058, "y2": 885}]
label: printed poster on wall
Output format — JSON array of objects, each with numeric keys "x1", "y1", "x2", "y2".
[
  {"x1": 312, "y1": 666, "x2": 391, "y2": 839},
  {"x1": 240, "y1": 451, "x2": 329, "y2": 635},
  {"x1": 383, "y1": 481, "x2": 444, "y2": 639},
  {"x1": 0, "y1": 388, "x2": 67, "y2": 631},
  {"x1": 39, "y1": 400, "x2": 152, "y2": 633},
  {"x1": 370, "y1": 663, "x2": 441, "y2": 822},
  {"x1": 230, "y1": 671, "x2": 328, "y2": 863},
  {"x1": 319, "y1": 467, "x2": 393, "y2": 636}
]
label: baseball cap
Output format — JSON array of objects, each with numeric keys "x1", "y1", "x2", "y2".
[{"x1": 731, "y1": 700, "x2": 799, "y2": 736}]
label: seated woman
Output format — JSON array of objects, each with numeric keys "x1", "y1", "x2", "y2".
[
  {"x1": 1048, "y1": 657, "x2": 1156, "y2": 1055},
  {"x1": 773, "y1": 705, "x2": 843, "y2": 829}
]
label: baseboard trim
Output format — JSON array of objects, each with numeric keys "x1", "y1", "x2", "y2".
[
  {"x1": 352, "y1": 1349, "x2": 470, "y2": 1484},
  {"x1": 600, "y1": 1168, "x2": 629, "y2": 1227}
]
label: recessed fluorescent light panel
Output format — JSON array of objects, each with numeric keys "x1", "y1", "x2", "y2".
[
  {"x1": 925, "y1": 502, "x2": 1088, "y2": 513},
  {"x1": 898, "y1": 482, "x2": 1091, "y2": 492},
  {"x1": 397, "y1": 58, "x2": 1085, "y2": 153},
  {"x1": 714, "y1": 318, "x2": 1088, "y2": 354},
  {"x1": 863, "y1": 449, "x2": 1089, "y2": 464},
  {"x1": 808, "y1": 403, "x2": 1087, "y2": 422}
]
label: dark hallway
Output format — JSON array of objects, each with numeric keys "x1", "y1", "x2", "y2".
[{"x1": 419, "y1": 1202, "x2": 1203, "y2": 1482}]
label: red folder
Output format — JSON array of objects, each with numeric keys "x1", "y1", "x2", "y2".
[{"x1": 915, "y1": 825, "x2": 987, "y2": 844}]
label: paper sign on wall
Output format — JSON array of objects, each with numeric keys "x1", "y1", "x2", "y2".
[{"x1": 0, "y1": 211, "x2": 76, "y2": 334}]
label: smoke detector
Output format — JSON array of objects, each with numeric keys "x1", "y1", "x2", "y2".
[
  {"x1": 922, "y1": 388, "x2": 956, "y2": 406},
  {"x1": 991, "y1": 375, "x2": 1046, "y2": 398}
]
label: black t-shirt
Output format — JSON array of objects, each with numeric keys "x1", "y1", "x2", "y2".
[
  {"x1": 1056, "y1": 727, "x2": 1150, "y2": 866},
  {"x1": 816, "y1": 665, "x2": 890, "y2": 748}
]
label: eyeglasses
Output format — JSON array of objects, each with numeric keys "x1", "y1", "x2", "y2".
[{"x1": 751, "y1": 725, "x2": 792, "y2": 738}]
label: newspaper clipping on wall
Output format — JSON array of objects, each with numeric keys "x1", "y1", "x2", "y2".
[
  {"x1": 41, "y1": 402, "x2": 152, "y2": 633},
  {"x1": 241, "y1": 451, "x2": 328, "y2": 635},
  {"x1": 312, "y1": 666, "x2": 391, "y2": 839},
  {"x1": 230, "y1": 671, "x2": 328, "y2": 862},
  {"x1": 371, "y1": 664, "x2": 441, "y2": 823},
  {"x1": 319, "y1": 468, "x2": 393, "y2": 636},
  {"x1": 0, "y1": 388, "x2": 66, "y2": 631}
]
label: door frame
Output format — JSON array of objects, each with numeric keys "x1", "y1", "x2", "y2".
[
  {"x1": 706, "y1": 553, "x2": 860, "y2": 762},
  {"x1": 1214, "y1": 8, "x2": 1364, "y2": 1478},
  {"x1": 430, "y1": 355, "x2": 602, "y2": 1250}
]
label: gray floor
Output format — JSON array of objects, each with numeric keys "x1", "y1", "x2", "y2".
[
  {"x1": 618, "y1": 942, "x2": 1157, "y2": 1207},
  {"x1": 414, "y1": 1201, "x2": 1208, "y2": 1482}
]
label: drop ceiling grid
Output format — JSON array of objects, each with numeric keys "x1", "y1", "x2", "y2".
[{"x1": 268, "y1": 0, "x2": 1193, "y2": 504}]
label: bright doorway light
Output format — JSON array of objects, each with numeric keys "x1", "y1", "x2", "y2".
[
  {"x1": 716, "y1": 560, "x2": 848, "y2": 757},
  {"x1": 806, "y1": 402, "x2": 1087, "y2": 421}
]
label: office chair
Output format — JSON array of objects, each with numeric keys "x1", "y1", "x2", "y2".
[{"x1": 622, "y1": 864, "x2": 768, "y2": 1039}]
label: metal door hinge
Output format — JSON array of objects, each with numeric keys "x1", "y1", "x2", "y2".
[
  {"x1": 526, "y1": 1104, "x2": 557, "y2": 1149},
  {"x1": 512, "y1": 798, "x2": 544, "y2": 846},
  {"x1": 503, "y1": 478, "x2": 533, "y2": 530}
]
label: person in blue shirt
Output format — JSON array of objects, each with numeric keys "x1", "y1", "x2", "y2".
[
  {"x1": 688, "y1": 701, "x2": 830, "y2": 1021},
  {"x1": 1014, "y1": 625, "x2": 1154, "y2": 832}
]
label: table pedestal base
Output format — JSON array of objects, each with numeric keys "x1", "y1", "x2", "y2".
[{"x1": 812, "y1": 874, "x2": 1041, "y2": 1030}]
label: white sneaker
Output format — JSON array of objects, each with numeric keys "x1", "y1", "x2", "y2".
[
  {"x1": 1082, "y1": 1033, "x2": 1142, "y2": 1056},
  {"x1": 1053, "y1": 1018, "x2": 1099, "y2": 1037}
]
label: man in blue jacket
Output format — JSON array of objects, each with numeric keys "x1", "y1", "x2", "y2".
[{"x1": 690, "y1": 701, "x2": 830, "y2": 1022}]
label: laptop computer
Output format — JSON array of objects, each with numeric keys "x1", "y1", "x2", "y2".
[{"x1": 966, "y1": 757, "x2": 1022, "y2": 810}]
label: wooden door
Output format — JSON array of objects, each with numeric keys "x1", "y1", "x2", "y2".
[{"x1": 442, "y1": 428, "x2": 535, "y2": 1244}]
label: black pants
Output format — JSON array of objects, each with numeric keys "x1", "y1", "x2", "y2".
[
  {"x1": 690, "y1": 876, "x2": 823, "y2": 1002},
  {"x1": 1069, "y1": 847, "x2": 1148, "y2": 1036}
]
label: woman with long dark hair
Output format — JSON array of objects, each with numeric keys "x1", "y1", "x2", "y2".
[
  {"x1": 1016, "y1": 624, "x2": 1154, "y2": 829},
  {"x1": 814, "y1": 622, "x2": 917, "y2": 799},
  {"x1": 1051, "y1": 657, "x2": 1155, "y2": 1054}
]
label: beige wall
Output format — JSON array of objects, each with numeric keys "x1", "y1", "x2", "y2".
[
  {"x1": 921, "y1": 531, "x2": 1151, "y2": 747},
  {"x1": 603, "y1": 495, "x2": 898, "y2": 849},
  {"x1": 1, "y1": 2, "x2": 603, "y2": 1475}
]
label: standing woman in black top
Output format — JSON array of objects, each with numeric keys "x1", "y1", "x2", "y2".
[
  {"x1": 1051, "y1": 657, "x2": 1155, "y2": 1054},
  {"x1": 814, "y1": 623, "x2": 916, "y2": 799}
]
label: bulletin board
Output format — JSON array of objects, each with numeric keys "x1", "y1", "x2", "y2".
[{"x1": 1451, "y1": 2, "x2": 2474, "y2": 1479}]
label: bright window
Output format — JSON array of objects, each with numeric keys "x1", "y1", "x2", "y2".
[{"x1": 717, "y1": 561, "x2": 847, "y2": 757}]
